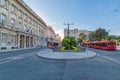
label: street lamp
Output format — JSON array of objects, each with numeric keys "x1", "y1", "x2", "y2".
[
  {"x1": 64, "y1": 23, "x2": 74, "y2": 37},
  {"x1": 64, "y1": 23, "x2": 73, "y2": 50}
]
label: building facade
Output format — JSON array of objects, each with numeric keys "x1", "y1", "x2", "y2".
[
  {"x1": 0, "y1": 0, "x2": 47, "y2": 49},
  {"x1": 55, "y1": 34, "x2": 61, "y2": 44},
  {"x1": 64, "y1": 28, "x2": 91, "y2": 40},
  {"x1": 46, "y1": 26, "x2": 56, "y2": 46}
]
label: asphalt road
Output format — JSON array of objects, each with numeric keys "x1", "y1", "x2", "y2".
[{"x1": 0, "y1": 48, "x2": 120, "y2": 80}]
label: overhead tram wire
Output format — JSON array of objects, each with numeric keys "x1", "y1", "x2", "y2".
[
  {"x1": 90, "y1": 1, "x2": 120, "y2": 27},
  {"x1": 114, "y1": 1, "x2": 120, "y2": 12},
  {"x1": 91, "y1": 1, "x2": 120, "y2": 31},
  {"x1": 106, "y1": 1, "x2": 120, "y2": 30},
  {"x1": 88, "y1": 7, "x2": 119, "y2": 26}
]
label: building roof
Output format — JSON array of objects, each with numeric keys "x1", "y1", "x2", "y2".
[{"x1": 16, "y1": 0, "x2": 47, "y2": 27}]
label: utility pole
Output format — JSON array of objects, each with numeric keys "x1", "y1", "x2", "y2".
[
  {"x1": 64, "y1": 23, "x2": 73, "y2": 37},
  {"x1": 64, "y1": 23, "x2": 73, "y2": 50}
]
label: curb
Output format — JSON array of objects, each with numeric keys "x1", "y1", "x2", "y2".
[
  {"x1": 36, "y1": 50, "x2": 97, "y2": 60},
  {"x1": 0, "y1": 47, "x2": 41, "y2": 52}
]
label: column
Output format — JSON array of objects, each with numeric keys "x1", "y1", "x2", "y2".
[
  {"x1": 31, "y1": 37, "x2": 34, "y2": 47},
  {"x1": 7, "y1": 32, "x2": 11, "y2": 46},
  {"x1": 24, "y1": 36, "x2": 26, "y2": 48},
  {"x1": 17, "y1": 34, "x2": 20, "y2": 48},
  {"x1": 29, "y1": 36, "x2": 30, "y2": 47},
  {"x1": 26, "y1": 36, "x2": 28, "y2": 48},
  {"x1": 0, "y1": 31, "x2": 1, "y2": 46}
]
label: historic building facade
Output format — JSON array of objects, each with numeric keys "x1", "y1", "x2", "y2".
[
  {"x1": 46, "y1": 26, "x2": 56, "y2": 46},
  {"x1": 0, "y1": 0, "x2": 47, "y2": 49},
  {"x1": 55, "y1": 34, "x2": 61, "y2": 44},
  {"x1": 64, "y1": 28, "x2": 91, "y2": 40}
]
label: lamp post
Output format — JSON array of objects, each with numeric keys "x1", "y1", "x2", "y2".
[
  {"x1": 64, "y1": 23, "x2": 73, "y2": 37},
  {"x1": 64, "y1": 23, "x2": 73, "y2": 50}
]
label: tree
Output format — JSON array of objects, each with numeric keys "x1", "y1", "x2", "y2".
[
  {"x1": 89, "y1": 31, "x2": 95, "y2": 41},
  {"x1": 89, "y1": 28, "x2": 108, "y2": 41},
  {"x1": 107, "y1": 35, "x2": 120, "y2": 45},
  {"x1": 62, "y1": 36, "x2": 77, "y2": 50},
  {"x1": 95, "y1": 28, "x2": 108, "y2": 40},
  {"x1": 107, "y1": 35, "x2": 117, "y2": 40},
  {"x1": 78, "y1": 33, "x2": 86, "y2": 43},
  {"x1": 116, "y1": 36, "x2": 120, "y2": 45}
]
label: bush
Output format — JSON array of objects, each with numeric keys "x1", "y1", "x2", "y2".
[{"x1": 62, "y1": 36, "x2": 78, "y2": 50}]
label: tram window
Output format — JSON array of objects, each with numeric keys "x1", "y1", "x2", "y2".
[{"x1": 108, "y1": 42, "x2": 115, "y2": 46}]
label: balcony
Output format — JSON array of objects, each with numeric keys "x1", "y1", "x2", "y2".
[{"x1": 16, "y1": 28, "x2": 39, "y2": 37}]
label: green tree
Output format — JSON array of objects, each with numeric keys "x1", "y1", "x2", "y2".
[
  {"x1": 89, "y1": 31, "x2": 95, "y2": 41},
  {"x1": 78, "y1": 33, "x2": 86, "y2": 43},
  {"x1": 107, "y1": 35, "x2": 117, "y2": 40},
  {"x1": 62, "y1": 36, "x2": 77, "y2": 50},
  {"x1": 108, "y1": 35, "x2": 120, "y2": 45},
  {"x1": 89, "y1": 28, "x2": 108, "y2": 41},
  {"x1": 116, "y1": 36, "x2": 120, "y2": 45}
]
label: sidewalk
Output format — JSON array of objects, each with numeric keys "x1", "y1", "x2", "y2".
[
  {"x1": 0, "y1": 47, "x2": 39, "y2": 52},
  {"x1": 37, "y1": 49, "x2": 96, "y2": 60}
]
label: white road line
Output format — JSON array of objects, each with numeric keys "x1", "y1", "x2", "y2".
[{"x1": 97, "y1": 55, "x2": 120, "y2": 65}]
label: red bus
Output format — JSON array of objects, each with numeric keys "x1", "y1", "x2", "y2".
[{"x1": 81, "y1": 40, "x2": 116, "y2": 50}]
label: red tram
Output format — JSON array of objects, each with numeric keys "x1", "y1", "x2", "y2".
[{"x1": 81, "y1": 40, "x2": 116, "y2": 50}]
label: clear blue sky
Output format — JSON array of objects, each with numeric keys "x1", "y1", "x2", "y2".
[{"x1": 24, "y1": 0, "x2": 120, "y2": 38}]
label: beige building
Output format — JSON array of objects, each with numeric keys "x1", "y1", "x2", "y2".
[
  {"x1": 46, "y1": 26, "x2": 56, "y2": 46},
  {"x1": 55, "y1": 34, "x2": 61, "y2": 44},
  {"x1": 64, "y1": 28, "x2": 91, "y2": 40},
  {"x1": 0, "y1": 0, "x2": 47, "y2": 49}
]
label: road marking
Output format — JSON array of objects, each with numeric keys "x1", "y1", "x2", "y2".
[
  {"x1": 98, "y1": 55, "x2": 120, "y2": 65},
  {"x1": 0, "y1": 51, "x2": 38, "y2": 65}
]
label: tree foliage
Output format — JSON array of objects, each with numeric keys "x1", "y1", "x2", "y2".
[
  {"x1": 78, "y1": 33, "x2": 86, "y2": 43},
  {"x1": 107, "y1": 35, "x2": 120, "y2": 44},
  {"x1": 62, "y1": 36, "x2": 77, "y2": 49},
  {"x1": 107, "y1": 35, "x2": 117, "y2": 40},
  {"x1": 89, "y1": 28, "x2": 109, "y2": 41},
  {"x1": 89, "y1": 32, "x2": 96, "y2": 41}
]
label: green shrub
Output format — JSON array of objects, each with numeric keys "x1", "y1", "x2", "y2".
[{"x1": 62, "y1": 36, "x2": 77, "y2": 50}]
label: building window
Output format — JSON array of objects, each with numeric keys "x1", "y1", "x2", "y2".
[
  {"x1": 18, "y1": 22, "x2": 22, "y2": 29},
  {"x1": 24, "y1": 25, "x2": 27, "y2": 31},
  {"x1": 29, "y1": 18, "x2": 32, "y2": 24},
  {"x1": 28, "y1": 17, "x2": 30, "y2": 23},
  {"x1": 11, "y1": 35, "x2": 15, "y2": 45},
  {"x1": 24, "y1": 14, "x2": 27, "y2": 21},
  {"x1": 1, "y1": 33, "x2": 6, "y2": 44},
  {"x1": 33, "y1": 20, "x2": 35, "y2": 26},
  {"x1": 1, "y1": 0, "x2": 6, "y2": 7},
  {"x1": 11, "y1": 4, "x2": 15, "y2": 13},
  {"x1": 0, "y1": 13, "x2": 6, "y2": 23},
  {"x1": 18, "y1": 10, "x2": 22, "y2": 18},
  {"x1": 10, "y1": 18, "x2": 15, "y2": 26}
]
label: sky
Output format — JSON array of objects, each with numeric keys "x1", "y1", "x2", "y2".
[{"x1": 24, "y1": 0, "x2": 120, "y2": 38}]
